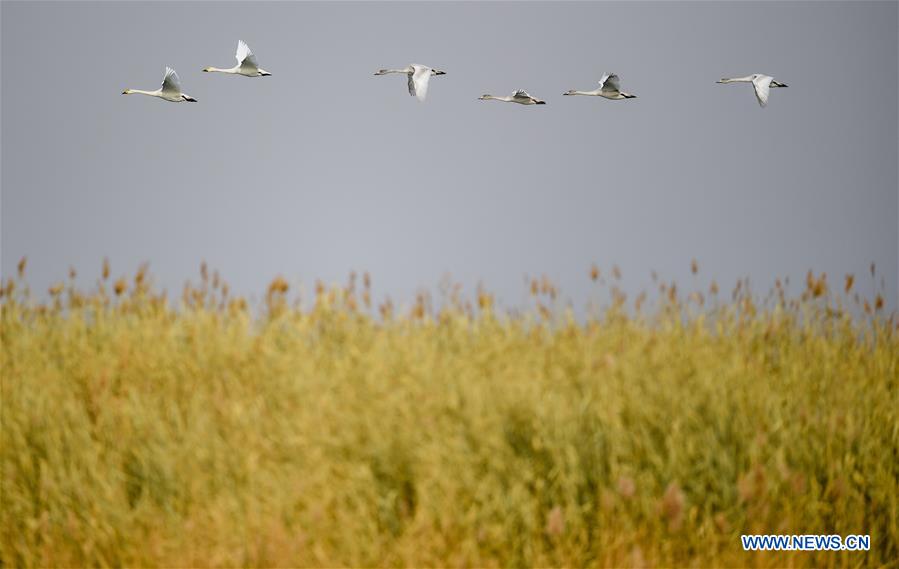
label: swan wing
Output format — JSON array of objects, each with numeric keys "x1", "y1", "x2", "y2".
[
  {"x1": 599, "y1": 73, "x2": 621, "y2": 93},
  {"x1": 512, "y1": 89, "x2": 532, "y2": 100},
  {"x1": 236, "y1": 40, "x2": 259, "y2": 71},
  {"x1": 409, "y1": 65, "x2": 431, "y2": 101},
  {"x1": 161, "y1": 67, "x2": 182, "y2": 94},
  {"x1": 752, "y1": 75, "x2": 772, "y2": 107}
]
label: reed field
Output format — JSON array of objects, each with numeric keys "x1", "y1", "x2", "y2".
[{"x1": 1, "y1": 259, "x2": 897, "y2": 568}]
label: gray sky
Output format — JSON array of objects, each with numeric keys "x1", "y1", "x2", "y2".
[{"x1": 2, "y1": 1, "x2": 897, "y2": 310}]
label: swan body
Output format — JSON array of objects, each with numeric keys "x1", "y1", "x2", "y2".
[
  {"x1": 563, "y1": 73, "x2": 636, "y2": 100},
  {"x1": 479, "y1": 89, "x2": 546, "y2": 105},
  {"x1": 717, "y1": 74, "x2": 788, "y2": 107},
  {"x1": 122, "y1": 67, "x2": 197, "y2": 102},
  {"x1": 203, "y1": 40, "x2": 271, "y2": 77},
  {"x1": 374, "y1": 64, "x2": 446, "y2": 101}
]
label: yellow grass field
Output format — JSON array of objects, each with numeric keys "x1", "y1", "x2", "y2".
[{"x1": 2, "y1": 260, "x2": 897, "y2": 568}]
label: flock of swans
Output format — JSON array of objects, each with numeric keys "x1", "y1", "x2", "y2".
[{"x1": 122, "y1": 40, "x2": 788, "y2": 108}]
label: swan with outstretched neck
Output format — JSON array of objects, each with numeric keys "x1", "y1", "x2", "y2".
[
  {"x1": 374, "y1": 64, "x2": 446, "y2": 101},
  {"x1": 203, "y1": 40, "x2": 271, "y2": 77},
  {"x1": 563, "y1": 73, "x2": 636, "y2": 100},
  {"x1": 122, "y1": 67, "x2": 197, "y2": 102},
  {"x1": 716, "y1": 74, "x2": 788, "y2": 107},
  {"x1": 479, "y1": 90, "x2": 546, "y2": 105}
]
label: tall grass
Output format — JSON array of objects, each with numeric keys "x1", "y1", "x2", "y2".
[{"x1": 1, "y1": 259, "x2": 897, "y2": 567}]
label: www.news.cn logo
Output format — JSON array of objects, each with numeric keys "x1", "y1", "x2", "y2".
[{"x1": 742, "y1": 534, "x2": 870, "y2": 551}]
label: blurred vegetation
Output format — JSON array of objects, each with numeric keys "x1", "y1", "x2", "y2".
[{"x1": 1, "y1": 258, "x2": 896, "y2": 567}]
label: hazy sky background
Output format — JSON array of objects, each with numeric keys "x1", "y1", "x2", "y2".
[{"x1": 2, "y1": 1, "x2": 897, "y2": 310}]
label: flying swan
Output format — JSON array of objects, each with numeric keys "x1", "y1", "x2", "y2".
[
  {"x1": 716, "y1": 74, "x2": 788, "y2": 107},
  {"x1": 122, "y1": 67, "x2": 197, "y2": 102},
  {"x1": 203, "y1": 40, "x2": 272, "y2": 77},
  {"x1": 374, "y1": 64, "x2": 446, "y2": 101},
  {"x1": 563, "y1": 73, "x2": 636, "y2": 99},
  {"x1": 478, "y1": 90, "x2": 546, "y2": 105}
]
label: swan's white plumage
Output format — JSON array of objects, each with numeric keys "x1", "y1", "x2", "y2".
[
  {"x1": 375, "y1": 64, "x2": 444, "y2": 101},
  {"x1": 236, "y1": 40, "x2": 251, "y2": 64},
  {"x1": 563, "y1": 72, "x2": 635, "y2": 100},
  {"x1": 203, "y1": 40, "x2": 270, "y2": 77},
  {"x1": 752, "y1": 75, "x2": 772, "y2": 107},
  {"x1": 512, "y1": 90, "x2": 543, "y2": 103},
  {"x1": 599, "y1": 73, "x2": 621, "y2": 93},
  {"x1": 123, "y1": 66, "x2": 196, "y2": 102},
  {"x1": 161, "y1": 67, "x2": 181, "y2": 95},
  {"x1": 479, "y1": 90, "x2": 545, "y2": 105},
  {"x1": 717, "y1": 74, "x2": 786, "y2": 107},
  {"x1": 409, "y1": 64, "x2": 432, "y2": 101},
  {"x1": 236, "y1": 40, "x2": 259, "y2": 73}
]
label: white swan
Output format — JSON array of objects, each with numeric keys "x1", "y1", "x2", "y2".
[
  {"x1": 374, "y1": 64, "x2": 446, "y2": 101},
  {"x1": 478, "y1": 90, "x2": 546, "y2": 105},
  {"x1": 203, "y1": 40, "x2": 271, "y2": 77},
  {"x1": 716, "y1": 74, "x2": 788, "y2": 107},
  {"x1": 122, "y1": 67, "x2": 197, "y2": 102},
  {"x1": 563, "y1": 73, "x2": 636, "y2": 100}
]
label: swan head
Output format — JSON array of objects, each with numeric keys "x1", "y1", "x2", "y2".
[
  {"x1": 182, "y1": 95, "x2": 198, "y2": 102},
  {"x1": 202, "y1": 67, "x2": 212, "y2": 73},
  {"x1": 432, "y1": 69, "x2": 446, "y2": 76},
  {"x1": 373, "y1": 69, "x2": 389, "y2": 76},
  {"x1": 478, "y1": 94, "x2": 491, "y2": 100},
  {"x1": 259, "y1": 70, "x2": 272, "y2": 77},
  {"x1": 563, "y1": 90, "x2": 576, "y2": 95},
  {"x1": 121, "y1": 89, "x2": 131, "y2": 95}
]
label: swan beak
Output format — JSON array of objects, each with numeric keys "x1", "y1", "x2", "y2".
[
  {"x1": 536, "y1": 101, "x2": 546, "y2": 105},
  {"x1": 434, "y1": 70, "x2": 446, "y2": 75},
  {"x1": 202, "y1": 68, "x2": 211, "y2": 72},
  {"x1": 261, "y1": 71, "x2": 272, "y2": 77},
  {"x1": 716, "y1": 79, "x2": 725, "y2": 84},
  {"x1": 121, "y1": 90, "x2": 128, "y2": 95}
]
